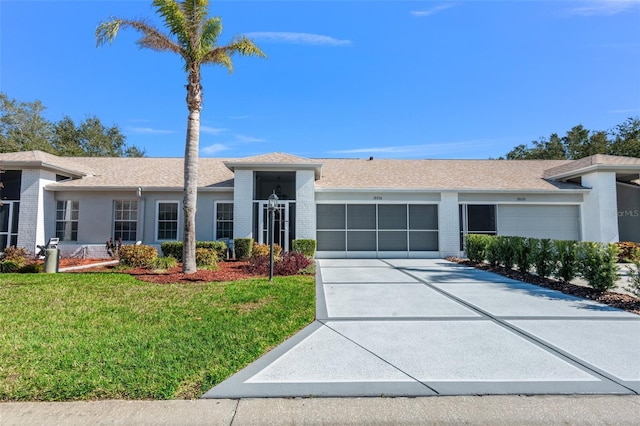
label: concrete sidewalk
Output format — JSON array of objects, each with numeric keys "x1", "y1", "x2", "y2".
[
  {"x1": 205, "y1": 258, "x2": 639, "y2": 398},
  {"x1": 2, "y1": 396, "x2": 640, "y2": 425}
]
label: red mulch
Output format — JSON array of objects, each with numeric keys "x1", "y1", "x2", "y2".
[
  {"x1": 446, "y1": 257, "x2": 640, "y2": 315},
  {"x1": 64, "y1": 259, "x2": 259, "y2": 284}
]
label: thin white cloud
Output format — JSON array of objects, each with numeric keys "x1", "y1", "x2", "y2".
[
  {"x1": 235, "y1": 134, "x2": 265, "y2": 143},
  {"x1": 410, "y1": 3, "x2": 455, "y2": 17},
  {"x1": 245, "y1": 32, "x2": 351, "y2": 46},
  {"x1": 569, "y1": 0, "x2": 640, "y2": 16},
  {"x1": 200, "y1": 126, "x2": 228, "y2": 135},
  {"x1": 128, "y1": 127, "x2": 174, "y2": 135},
  {"x1": 329, "y1": 140, "x2": 491, "y2": 158},
  {"x1": 201, "y1": 143, "x2": 230, "y2": 155}
]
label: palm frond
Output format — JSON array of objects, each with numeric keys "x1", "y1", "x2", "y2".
[
  {"x1": 201, "y1": 35, "x2": 266, "y2": 72},
  {"x1": 200, "y1": 17, "x2": 223, "y2": 50},
  {"x1": 152, "y1": 0, "x2": 189, "y2": 46},
  {"x1": 96, "y1": 18, "x2": 183, "y2": 56}
]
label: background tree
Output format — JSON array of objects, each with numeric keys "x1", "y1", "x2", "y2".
[
  {"x1": 1, "y1": 92, "x2": 144, "y2": 157},
  {"x1": 96, "y1": 0, "x2": 266, "y2": 273},
  {"x1": 0, "y1": 93, "x2": 53, "y2": 153},
  {"x1": 52, "y1": 116, "x2": 144, "y2": 157},
  {"x1": 504, "y1": 117, "x2": 640, "y2": 160}
]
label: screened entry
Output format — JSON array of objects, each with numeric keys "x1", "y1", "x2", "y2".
[{"x1": 316, "y1": 204, "x2": 438, "y2": 256}]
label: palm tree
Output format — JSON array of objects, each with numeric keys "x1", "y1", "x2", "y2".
[{"x1": 96, "y1": 0, "x2": 265, "y2": 273}]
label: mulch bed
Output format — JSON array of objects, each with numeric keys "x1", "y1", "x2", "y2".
[
  {"x1": 446, "y1": 257, "x2": 640, "y2": 315},
  {"x1": 62, "y1": 259, "x2": 259, "y2": 284}
]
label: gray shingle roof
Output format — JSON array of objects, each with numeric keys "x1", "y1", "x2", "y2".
[{"x1": 5, "y1": 150, "x2": 634, "y2": 192}]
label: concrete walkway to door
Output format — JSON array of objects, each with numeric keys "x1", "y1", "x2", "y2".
[{"x1": 203, "y1": 259, "x2": 640, "y2": 398}]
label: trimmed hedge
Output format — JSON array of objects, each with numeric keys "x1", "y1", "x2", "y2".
[
  {"x1": 292, "y1": 239, "x2": 317, "y2": 258},
  {"x1": 195, "y1": 248, "x2": 218, "y2": 269},
  {"x1": 234, "y1": 238, "x2": 253, "y2": 260},
  {"x1": 464, "y1": 234, "x2": 621, "y2": 292},
  {"x1": 160, "y1": 241, "x2": 227, "y2": 262}
]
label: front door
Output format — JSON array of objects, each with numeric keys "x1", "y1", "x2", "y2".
[{"x1": 258, "y1": 201, "x2": 290, "y2": 251}]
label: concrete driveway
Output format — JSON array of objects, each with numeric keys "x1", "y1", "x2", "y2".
[{"x1": 203, "y1": 259, "x2": 640, "y2": 398}]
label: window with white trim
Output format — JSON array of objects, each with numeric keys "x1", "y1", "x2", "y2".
[
  {"x1": 56, "y1": 200, "x2": 79, "y2": 241},
  {"x1": 156, "y1": 201, "x2": 179, "y2": 240},
  {"x1": 113, "y1": 200, "x2": 138, "y2": 241},
  {"x1": 215, "y1": 202, "x2": 233, "y2": 240}
]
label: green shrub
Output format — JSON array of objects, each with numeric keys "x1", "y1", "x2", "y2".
[
  {"x1": 553, "y1": 240, "x2": 579, "y2": 283},
  {"x1": 160, "y1": 241, "x2": 228, "y2": 262},
  {"x1": 531, "y1": 238, "x2": 554, "y2": 278},
  {"x1": 485, "y1": 236, "x2": 500, "y2": 267},
  {"x1": 160, "y1": 242, "x2": 183, "y2": 260},
  {"x1": 1, "y1": 246, "x2": 28, "y2": 267},
  {"x1": 252, "y1": 243, "x2": 282, "y2": 260},
  {"x1": 234, "y1": 238, "x2": 253, "y2": 260},
  {"x1": 18, "y1": 262, "x2": 44, "y2": 273},
  {"x1": 195, "y1": 248, "x2": 218, "y2": 269},
  {"x1": 494, "y1": 236, "x2": 517, "y2": 269},
  {"x1": 292, "y1": 239, "x2": 317, "y2": 258},
  {"x1": 512, "y1": 237, "x2": 534, "y2": 274},
  {"x1": 0, "y1": 261, "x2": 20, "y2": 273},
  {"x1": 578, "y1": 242, "x2": 620, "y2": 292},
  {"x1": 465, "y1": 234, "x2": 492, "y2": 263},
  {"x1": 151, "y1": 256, "x2": 178, "y2": 271},
  {"x1": 624, "y1": 249, "x2": 640, "y2": 298},
  {"x1": 614, "y1": 241, "x2": 640, "y2": 262},
  {"x1": 119, "y1": 245, "x2": 158, "y2": 268}
]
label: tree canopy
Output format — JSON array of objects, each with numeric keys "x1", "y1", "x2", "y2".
[
  {"x1": 504, "y1": 117, "x2": 640, "y2": 160},
  {"x1": 0, "y1": 92, "x2": 145, "y2": 157}
]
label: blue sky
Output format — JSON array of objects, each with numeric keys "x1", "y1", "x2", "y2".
[{"x1": 1, "y1": 0, "x2": 639, "y2": 159}]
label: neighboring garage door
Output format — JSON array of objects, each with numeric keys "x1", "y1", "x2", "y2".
[
  {"x1": 316, "y1": 204, "x2": 439, "y2": 257},
  {"x1": 498, "y1": 205, "x2": 580, "y2": 241}
]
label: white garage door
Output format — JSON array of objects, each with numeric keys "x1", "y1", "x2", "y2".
[{"x1": 498, "y1": 205, "x2": 580, "y2": 241}]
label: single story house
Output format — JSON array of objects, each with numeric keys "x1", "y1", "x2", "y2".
[{"x1": 1, "y1": 150, "x2": 639, "y2": 259}]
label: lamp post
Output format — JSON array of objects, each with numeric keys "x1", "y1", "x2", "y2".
[{"x1": 268, "y1": 191, "x2": 279, "y2": 282}]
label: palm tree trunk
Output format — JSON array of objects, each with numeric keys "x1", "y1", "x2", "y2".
[{"x1": 182, "y1": 67, "x2": 202, "y2": 273}]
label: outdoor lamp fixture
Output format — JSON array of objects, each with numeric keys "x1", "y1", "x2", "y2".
[{"x1": 268, "y1": 191, "x2": 279, "y2": 282}]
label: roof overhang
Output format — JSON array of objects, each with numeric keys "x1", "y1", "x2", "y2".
[
  {"x1": 546, "y1": 164, "x2": 640, "y2": 181},
  {"x1": 0, "y1": 160, "x2": 86, "y2": 178},
  {"x1": 224, "y1": 161, "x2": 323, "y2": 180}
]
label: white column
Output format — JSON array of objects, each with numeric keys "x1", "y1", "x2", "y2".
[
  {"x1": 232, "y1": 169, "x2": 254, "y2": 239},
  {"x1": 17, "y1": 169, "x2": 56, "y2": 254},
  {"x1": 582, "y1": 171, "x2": 619, "y2": 243},
  {"x1": 295, "y1": 170, "x2": 316, "y2": 240},
  {"x1": 439, "y1": 192, "x2": 460, "y2": 257}
]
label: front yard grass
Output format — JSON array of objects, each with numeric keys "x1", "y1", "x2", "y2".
[{"x1": 0, "y1": 273, "x2": 315, "y2": 401}]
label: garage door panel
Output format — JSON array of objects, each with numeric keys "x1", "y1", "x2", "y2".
[{"x1": 498, "y1": 205, "x2": 579, "y2": 241}]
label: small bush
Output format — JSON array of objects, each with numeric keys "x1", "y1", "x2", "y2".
[
  {"x1": 465, "y1": 234, "x2": 492, "y2": 263},
  {"x1": 119, "y1": 245, "x2": 158, "y2": 268},
  {"x1": 531, "y1": 238, "x2": 554, "y2": 278},
  {"x1": 578, "y1": 242, "x2": 619, "y2": 292},
  {"x1": 151, "y1": 256, "x2": 178, "y2": 271},
  {"x1": 234, "y1": 238, "x2": 253, "y2": 260},
  {"x1": 624, "y1": 249, "x2": 640, "y2": 298},
  {"x1": 615, "y1": 241, "x2": 640, "y2": 263},
  {"x1": 292, "y1": 239, "x2": 316, "y2": 258},
  {"x1": 160, "y1": 242, "x2": 183, "y2": 260},
  {"x1": 195, "y1": 248, "x2": 218, "y2": 269},
  {"x1": 252, "y1": 243, "x2": 282, "y2": 260},
  {"x1": 554, "y1": 240, "x2": 579, "y2": 283},
  {"x1": 1, "y1": 246, "x2": 28, "y2": 267},
  {"x1": 18, "y1": 262, "x2": 44, "y2": 274},
  {"x1": 494, "y1": 236, "x2": 517, "y2": 269},
  {"x1": 485, "y1": 237, "x2": 500, "y2": 267},
  {"x1": 0, "y1": 261, "x2": 20, "y2": 273},
  {"x1": 275, "y1": 252, "x2": 313, "y2": 276},
  {"x1": 512, "y1": 237, "x2": 534, "y2": 274}
]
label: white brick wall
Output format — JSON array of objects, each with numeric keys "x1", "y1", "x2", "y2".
[
  {"x1": 439, "y1": 192, "x2": 461, "y2": 257},
  {"x1": 232, "y1": 170, "x2": 254, "y2": 239},
  {"x1": 295, "y1": 170, "x2": 316, "y2": 240},
  {"x1": 17, "y1": 169, "x2": 56, "y2": 254},
  {"x1": 582, "y1": 171, "x2": 619, "y2": 243}
]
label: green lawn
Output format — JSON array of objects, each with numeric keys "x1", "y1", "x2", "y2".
[{"x1": 0, "y1": 273, "x2": 315, "y2": 401}]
